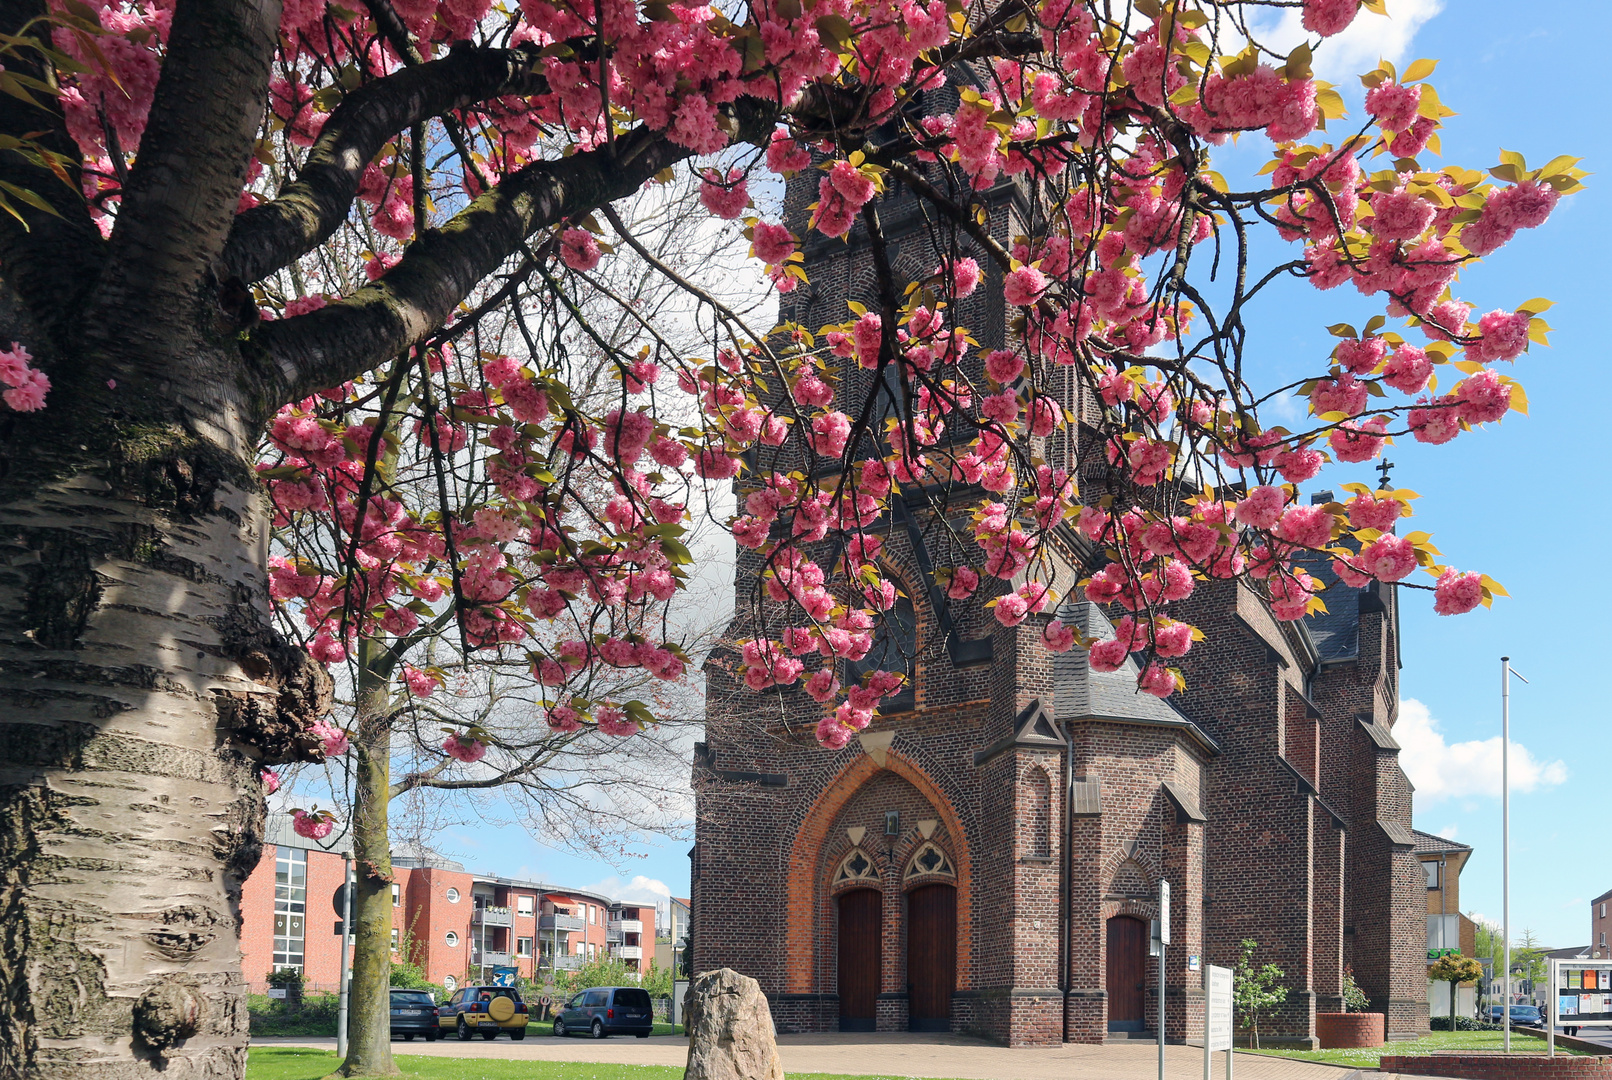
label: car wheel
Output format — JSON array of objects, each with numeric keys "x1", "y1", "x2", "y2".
[
  {"x1": 457, "y1": 1017, "x2": 472, "y2": 1041},
  {"x1": 592, "y1": 1020, "x2": 605, "y2": 1039},
  {"x1": 482, "y1": 1030, "x2": 498, "y2": 1040},
  {"x1": 426, "y1": 1030, "x2": 438, "y2": 1042},
  {"x1": 403, "y1": 1034, "x2": 414, "y2": 1042},
  {"x1": 636, "y1": 1032, "x2": 649, "y2": 1039},
  {"x1": 554, "y1": 1018, "x2": 566, "y2": 1037},
  {"x1": 511, "y1": 1031, "x2": 526, "y2": 1041}
]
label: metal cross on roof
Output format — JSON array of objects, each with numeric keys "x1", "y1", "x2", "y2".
[{"x1": 1376, "y1": 459, "x2": 1395, "y2": 490}]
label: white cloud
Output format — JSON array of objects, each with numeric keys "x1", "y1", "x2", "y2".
[
  {"x1": 577, "y1": 874, "x2": 675, "y2": 906},
  {"x1": 1397, "y1": 698, "x2": 1568, "y2": 803},
  {"x1": 1436, "y1": 823, "x2": 1459, "y2": 841},
  {"x1": 1248, "y1": 0, "x2": 1446, "y2": 83}
]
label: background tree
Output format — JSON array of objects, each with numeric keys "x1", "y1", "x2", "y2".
[
  {"x1": 1233, "y1": 939, "x2": 1288, "y2": 1050},
  {"x1": 0, "y1": 0, "x2": 1573, "y2": 1073},
  {"x1": 1429, "y1": 952, "x2": 1484, "y2": 1024}
]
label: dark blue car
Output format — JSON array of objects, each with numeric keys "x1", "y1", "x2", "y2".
[
  {"x1": 551, "y1": 986, "x2": 653, "y2": 1038},
  {"x1": 388, "y1": 988, "x2": 440, "y2": 1041}
]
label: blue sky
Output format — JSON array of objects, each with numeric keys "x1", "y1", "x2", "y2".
[{"x1": 419, "y1": 0, "x2": 1607, "y2": 948}]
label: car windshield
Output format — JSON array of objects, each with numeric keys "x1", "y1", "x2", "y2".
[{"x1": 392, "y1": 991, "x2": 435, "y2": 1005}]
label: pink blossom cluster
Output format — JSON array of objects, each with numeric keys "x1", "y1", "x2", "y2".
[{"x1": 0, "y1": 343, "x2": 48, "y2": 412}]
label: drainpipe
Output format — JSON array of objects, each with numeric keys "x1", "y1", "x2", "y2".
[{"x1": 1058, "y1": 716, "x2": 1075, "y2": 1043}]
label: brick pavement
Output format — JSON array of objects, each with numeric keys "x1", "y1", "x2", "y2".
[{"x1": 255, "y1": 1032, "x2": 1457, "y2": 1079}]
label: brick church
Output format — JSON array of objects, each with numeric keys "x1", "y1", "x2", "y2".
[{"x1": 690, "y1": 140, "x2": 1430, "y2": 1047}]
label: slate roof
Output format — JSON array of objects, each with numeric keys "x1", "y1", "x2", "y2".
[
  {"x1": 1413, "y1": 829, "x2": 1472, "y2": 855},
  {"x1": 1298, "y1": 555, "x2": 1361, "y2": 662},
  {"x1": 1051, "y1": 601, "x2": 1220, "y2": 754}
]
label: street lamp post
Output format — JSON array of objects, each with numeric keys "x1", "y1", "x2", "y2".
[{"x1": 1501, "y1": 656, "x2": 1529, "y2": 1053}]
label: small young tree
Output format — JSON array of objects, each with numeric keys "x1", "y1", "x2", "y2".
[
  {"x1": 1341, "y1": 966, "x2": 1371, "y2": 1013},
  {"x1": 1429, "y1": 952, "x2": 1484, "y2": 1023},
  {"x1": 1233, "y1": 940, "x2": 1288, "y2": 1050}
]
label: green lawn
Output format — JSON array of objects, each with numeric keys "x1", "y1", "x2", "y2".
[
  {"x1": 1244, "y1": 1028, "x2": 1576, "y2": 1067},
  {"x1": 247, "y1": 1047, "x2": 956, "y2": 1080}
]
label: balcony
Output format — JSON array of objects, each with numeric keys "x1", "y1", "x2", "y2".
[
  {"x1": 474, "y1": 950, "x2": 513, "y2": 967},
  {"x1": 612, "y1": 945, "x2": 643, "y2": 961},
  {"x1": 473, "y1": 906, "x2": 513, "y2": 927},
  {"x1": 606, "y1": 927, "x2": 622, "y2": 943},
  {"x1": 539, "y1": 914, "x2": 586, "y2": 932},
  {"x1": 607, "y1": 919, "x2": 642, "y2": 935},
  {"x1": 548, "y1": 953, "x2": 584, "y2": 970}
]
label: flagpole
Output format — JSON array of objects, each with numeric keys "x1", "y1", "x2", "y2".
[{"x1": 1502, "y1": 656, "x2": 1510, "y2": 1054}]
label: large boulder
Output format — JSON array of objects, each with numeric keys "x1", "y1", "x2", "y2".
[{"x1": 683, "y1": 969, "x2": 783, "y2": 1080}]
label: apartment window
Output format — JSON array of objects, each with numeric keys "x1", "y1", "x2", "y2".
[
  {"x1": 1423, "y1": 861, "x2": 1440, "y2": 889},
  {"x1": 517, "y1": 937, "x2": 533, "y2": 957},
  {"x1": 1601, "y1": 933, "x2": 1607, "y2": 948},
  {"x1": 446, "y1": 887, "x2": 460, "y2": 903},
  {"x1": 588, "y1": 905, "x2": 595, "y2": 924},
  {"x1": 392, "y1": 883, "x2": 401, "y2": 906},
  {"x1": 1602, "y1": 903, "x2": 1608, "y2": 919},
  {"x1": 517, "y1": 896, "x2": 534, "y2": 917},
  {"x1": 391, "y1": 928, "x2": 399, "y2": 951},
  {"x1": 445, "y1": 931, "x2": 459, "y2": 947},
  {"x1": 273, "y1": 848, "x2": 307, "y2": 971}
]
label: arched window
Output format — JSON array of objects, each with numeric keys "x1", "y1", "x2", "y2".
[
  {"x1": 1024, "y1": 767, "x2": 1052, "y2": 858},
  {"x1": 835, "y1": 848, "x2": 880, "y2": 885},
  {"x1": 848, "y1": 592, "x2": 917, "y2": 710},
  {"x1": 904, "y1": 842, "x2": 955, "y2": 882}
]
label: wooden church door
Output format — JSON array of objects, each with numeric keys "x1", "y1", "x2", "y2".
[
  {"x1": 1106, "y1": 915, "x2": 1149, "y2": 1031},
  {"x1": 906, "y1": 883, "x2": 956, "y2": 1032},
  {"x1": 838, "y1": 888, "x2": 882, "y2": 1031}
]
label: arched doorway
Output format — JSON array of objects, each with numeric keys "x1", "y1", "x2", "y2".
[
  {"x1": 1106, "y1": 915, "x2": 1149, "y2": 1032},
  {"x1": 838, "y1": 888, "x2": 882, "y2": 1032},
  {"x1": 906, "y1": 883, "x2": 956, "y2": 1032}
]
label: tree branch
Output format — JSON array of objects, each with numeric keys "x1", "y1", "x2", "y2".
[
  {"x1": 247, "y1": 98, "x2": 778, "y2": 409},
  {"x1": 223, "y1": 44, "x2": 547, "y2": 285}
]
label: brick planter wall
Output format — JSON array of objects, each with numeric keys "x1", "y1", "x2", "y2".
[
  {"x1": 1317, "y1": 1012, "x2": 1383, "y2": 1048},
  {"x1": 1381, "y1": 1054, "x2": 1612, "y2": 1079}
]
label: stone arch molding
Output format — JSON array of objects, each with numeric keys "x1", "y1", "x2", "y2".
[
  {"x1": 831, "y1": 847, "x2": 882, "y2": 893},
  {"x1": 903, "y1": 841, "x2": 955, "y2": 886},
  {"x1": 784, "y1": 747, "x2": 973, "y2": 993}
]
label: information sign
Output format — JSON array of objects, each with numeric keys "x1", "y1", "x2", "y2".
[
  {"x1": 1159, "y1": 880, "x2": 1171, "y2": 945},
  {"x1": 1206, "y1": 966, "x2": 1233, "y2": 1052},
  {"x1": 267, "y1": 988, "x2": 287, "y2": 1000}
]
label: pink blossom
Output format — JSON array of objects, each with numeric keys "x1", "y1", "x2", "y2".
[
  {"x1": 1433, "y1": 568, "x2": 1485, "y2": 616},
  {"x1": 752, "y1": 221, "x2": 796, "y2": 265},
  {"x1": 1332, "y1": 557, "x2": 1373, "y2": 589},
  {"x1": 699, "y1": 168, "x2": 750, "y2": 219},
  {"x1": 292, "y1": 809, "x2": 334, "y2": 840},
  {"x1": 1335, "y1": 336, "x2": 1388, "y2": 375},
  {"x1": 1469, "y1": 310, "x2": 1530, "y2": 363},
  {"x1": 1369, "y1": 189, "x2": 1435, "y2": 241},
  {"x1": 816, "y1": 714, "x2": 856, "y2": 749},
  {"x1": 1382, "y1": 344, "x2": 1432, "y2": 394},
  {"x1": 1276, "y1": 445, "x2": 1323, "y2": 484},
  {"x1": 1153, "y1": 620, "x2": 1194, "y2": 659},
  {"x1": 1360, "y1": 534, "x2": 1417, "y2": 582},
  {"x1": 1329, "y1": 416, "x2": 1389, "y2": 463},
  {"x1": 805, "y1": 669, "x2": 840, "y2": 702},
  {"x1": 1042, "y1": 620, "x2": 1076, "y2": 652},
  {"x1": 1003, "y1": 266, "x2": 1047, "y2": 307},
  {"x1": 1139, "y1": 663, "x2": 1177, "y2": 698},
  {"x1": 595, "y1": 705, "x2": 638, "y2": 737},
  {"x1": 1275, "y1": 504, "x2": 1336, "y2": 550},
  {"x1": 1087, "y1": 638, "x2": 1128, "y2": 672},
  {"x1": 985, "y1": 349, "x2": 1024, "y2": 383},
  {"x1": 442, "y1": 734, "x2": 488, "y2": 763},
  {"x1": 767, "y1": 131, "x2": 812, "y2": 174},
  {"x1": 2, "y1": 368, "x2": 49, "y2": 412},
  {"x1": 1407, "y1": 396, "x2": 1462, "y2": 444},
  {"x1": 560, "y1": 228, "x2": 601, "y2": 271},
  {"x1": 547, "y1": 705, "x2": 582, "y2": 733},
  {"x1": 947, "y1": 566, "x2": 980, "y2": 600},
  {"x1": 1311, "y1": 373, "x2": 1368, "y2": 417},
  {"x1": 994, "y1": 592, "x2": 1030, "y2": 627},
  {"x1": 1456, "y1": 368, "x2": 1511, "y2": 425},
  {"x1": 1484, "y1": 180, "x2": 1559, "y2": 232},
  {"x1": 1302, "y1": 0, "x2": 1360, "y2": 36},
  {"x1": 811, "y1": 410, "x2": 853, "y2": 458},
  {"x1": 310, "y1": 719, "x2": 350, "y2": 757},
  {"x1": 1235, "y1": 486, "x2": 1289, "y2": 529},
  {"x1": 261, "y1": 769, "x2": 281, "y2": 794},
  {"x1": 403, "y1": 666, "x2": 438, "y2": 697},
  {"x1": 1347, "y1": 492, "x2": 1403, "y2": 533},
  {"x1": 1365, "y1": 81, "x2": 1421, "y2": 131},
  {"x1": 941, "y1": 256, "x2": 982, "y2": 297}
]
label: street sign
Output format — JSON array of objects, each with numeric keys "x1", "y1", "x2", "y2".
[
  {"x1": 267, "y1": 988, "x2": 287, "y2": 1000},
  {"x1": 1159, "y1": 880, "x2": 1171, "y2": 945},
  {"x1": 333, "y1": 883, "x2": 349, "y2": 916},
  {"x1": 1206, "y1": 965, "x2": 1233, "y2": 1051}
]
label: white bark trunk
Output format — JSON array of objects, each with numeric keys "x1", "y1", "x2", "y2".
[{"x1": 0, "y1": 469, "x2": 312, "y2": 1078}]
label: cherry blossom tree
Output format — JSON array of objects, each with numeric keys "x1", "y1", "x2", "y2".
[{"x1": 0, "y1": 0, "x2": 1576, "y2": 1073}]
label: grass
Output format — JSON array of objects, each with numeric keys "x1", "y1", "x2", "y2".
[
  {"x1": 1244, "y1": 1028, "x2": 1578, "y2": 1067},
  {"x1": 247, "y1": 1047, "x2": 959, "y2": 1080}
]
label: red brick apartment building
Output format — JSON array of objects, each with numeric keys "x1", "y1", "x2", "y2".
[
  {"x1": 692, "y1": 128, "x2": 1430, "y2": 1049},
  {"x1": 1593, "y1": 889, "x2": 1612, "y2": 960},
  {"x1": 242, "y1": 814, "x2": 654, "y2": 992}
]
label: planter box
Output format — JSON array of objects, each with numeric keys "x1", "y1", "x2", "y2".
[
  {"x1": 1317, "y1": 1012, "x2": 1384, "y2": 1049},
  {"x1": 1381, "y1": 1054, "x2": 1612, "y2": 1079}
]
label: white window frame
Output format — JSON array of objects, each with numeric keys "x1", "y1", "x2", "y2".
[
  {"x1": 516, "y1": 937, "x2": 533, "y2": 957},
  {"x1": 517, "y1": 895, "x2": 534, "y2": 917},
  {"x1": 445, "y1": 930, "x2": 460, "y2": 947},
  {"x1": 391, "y1": 928, "x2": 399, "y2": 950},
  {"x1": 446, "y1": 887, "x2": 460, "y2": 903},
  {"x1": 392, "y1": 883, "x2": 401, "y2": 906}
]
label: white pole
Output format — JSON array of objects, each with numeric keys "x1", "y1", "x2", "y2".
[
  {"x1": 1502, "y1": 656, "x2": 1511, "y2": 1054},
  {"x1": 337, "y1": 853, "x2": 354, "y2": 1059}
]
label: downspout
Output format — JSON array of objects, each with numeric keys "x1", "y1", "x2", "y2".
[{"x1": 1058, "y1": 716, "x2": 1075, "y2": 1043}]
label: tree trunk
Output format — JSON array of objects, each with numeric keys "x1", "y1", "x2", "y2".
[
  {"x1": 341, "y1": 638, "x2": 399, "y2": 1077},
  {"x1": 0, "y1": 443, "x2": 329, "y2": 1078}
]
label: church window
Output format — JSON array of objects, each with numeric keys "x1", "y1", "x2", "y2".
[
  {"x1": 835, "y1": 848, "x2": 880, "y2": 884},
  {"x1": 848, "y1": 593, "x2": 917, "y2": 709},
  {"x1": 904, "y1": 842, "x2": 954, "y2": 881},
  {"x1": 1024, "y1": 767, "x2": 1051, "y2": 858}
]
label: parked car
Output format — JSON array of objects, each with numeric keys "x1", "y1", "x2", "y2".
[
  {"x1": 436, "y1": 985, "x2": 530, "y2": 1040},
  {"x1": 1508, "y1": 1004, "x2": 1545, "y2": 1028},
  {"x1": 551, "y1": 986, "x2": 654, "y2": 1039},
  {"x1": 389, "y1": 988, "x2": 441, "y2": 1041}
]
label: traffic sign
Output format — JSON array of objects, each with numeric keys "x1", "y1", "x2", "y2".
[
  {"x1": 1159, "y1": 880, "x2": 1170, "y2": 945},
  {"x1": 333, "y1": 883, "x2": 349, "y2": 916}
]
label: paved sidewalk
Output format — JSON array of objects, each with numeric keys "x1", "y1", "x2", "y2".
[{"x1": 256, "y1": 1032, "x2": 1397, "y2": 1079}]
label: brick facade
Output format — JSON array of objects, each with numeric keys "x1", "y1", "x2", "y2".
[
  {"x1": 691, "y1": 144, "x2": 1427, "y2": 1047},
  {"x1": 240, "y1": 824, "x2": 656, "y2": 992}
]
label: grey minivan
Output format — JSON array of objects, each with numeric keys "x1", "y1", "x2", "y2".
[{"x1": 551, "y1": 986, "x2": 654, "y2": 1038}]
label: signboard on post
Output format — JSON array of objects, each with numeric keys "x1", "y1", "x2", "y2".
[
  {"x1": 1159, "y1": 879, "x2": 1171, "y2": 945},
  {"x1": 1205, "y1": 963, "x2": 1233, "y2": 1080}
]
